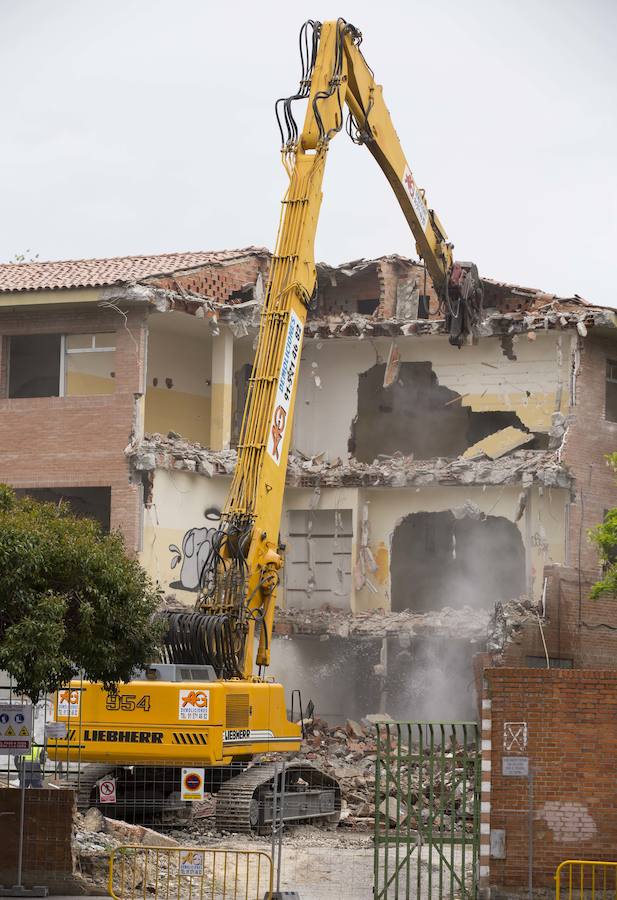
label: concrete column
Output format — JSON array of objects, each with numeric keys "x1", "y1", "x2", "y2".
[{"x1": 209, "y1": 327, "x2": 234, "y2": 450}]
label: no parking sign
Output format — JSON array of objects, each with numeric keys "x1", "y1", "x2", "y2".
[{"x1": 181, "y1": 767, "x2": 205, "y2": 801}]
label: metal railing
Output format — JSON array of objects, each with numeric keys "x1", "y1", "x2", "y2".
[
  {"x1": 109, "y1": 845, "x2": 273, "y2": 900},
  {"x1": 555, "y1": 860, "x2": 617, "y2": 899}
]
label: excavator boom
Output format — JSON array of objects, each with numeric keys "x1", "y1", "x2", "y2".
[
  {"x1": 176, "y1": 18, "x2": 482, "y2": 680},
  {"x1": 52, "y1": 20, "x2": 481, "y2": 833}
]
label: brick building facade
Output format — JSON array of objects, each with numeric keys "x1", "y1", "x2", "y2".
[{"x1": 0, "y1": 248, "x2": 616, "y2": 725}]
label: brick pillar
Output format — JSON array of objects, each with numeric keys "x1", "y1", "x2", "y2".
[
  {"x1": 478, "y1": 690, "x2": 492, "y2": 897},
  {"x1": 209, "y1": 327, "x2": 233, "y2": 450}
]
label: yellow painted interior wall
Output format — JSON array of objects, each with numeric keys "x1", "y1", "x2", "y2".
[
  {"x1": 144, "y1": 324, "x2": 212, "y2": 444},
  {"x1": 65, "y1": 351, "x2": 115, "y2": 396},
  {"x1": 144, "y1": 388, "x2": 210, "y2": 444}
]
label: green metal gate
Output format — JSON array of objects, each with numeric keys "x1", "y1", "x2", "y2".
[{"x1": 373, "y1": 722, "x2": 480, "y2": 899}]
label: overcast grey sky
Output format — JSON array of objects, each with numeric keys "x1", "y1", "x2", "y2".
[{"x1": 1, "y1": 0, "x2": 615, "y2": 304}]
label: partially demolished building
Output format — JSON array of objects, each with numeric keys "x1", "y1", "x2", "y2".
[{"x1": 1, "y1": 248, "x2": 616, "y2": 721}]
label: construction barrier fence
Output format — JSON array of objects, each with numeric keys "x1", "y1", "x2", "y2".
[
  {"x1": 109, "y1": 845, "x2": 273, "y2": 900},
  {"x1": 555, "y1": 860, "x2": 617, "y2": 900}
]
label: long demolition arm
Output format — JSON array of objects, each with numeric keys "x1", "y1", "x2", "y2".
[{"x1": 179, "y1": 20, "x2": 482, "y2": 680}]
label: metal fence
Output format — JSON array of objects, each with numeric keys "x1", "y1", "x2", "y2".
[
  {"x1": 373, "y1": 722, "x2": 480, "y2": 900},
  {"x1": 109, "y1": 845, "x2": 273, "y2": 900},
  {"x1": 2, "y1": 678, "x2": 483, "y2": 899},
  {"x1": 555, "y1": 860, "x2": 617, "y2": 900}
]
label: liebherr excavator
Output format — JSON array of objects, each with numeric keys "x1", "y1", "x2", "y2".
[{"x1": 51, "y1": 19, "x2": 482, "y2": 832}]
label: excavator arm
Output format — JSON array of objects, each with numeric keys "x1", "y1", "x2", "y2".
[{"x1": 164, "y1": 19, "x2": 482, "y2": 681}]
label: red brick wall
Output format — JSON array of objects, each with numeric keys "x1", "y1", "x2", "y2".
[
  {"x1": 149, "y1": 256, "x2": 268, "y2": 303},
  {"x1": 0, "y1": 304, "x2": 146, "y2": 550},
  {"x1": 485, "y1": 669, "x2": 617, "y2": 893},
  {"x1": 563, "y1": 333, "x2": 617, "y2": 572},
  {"x1": 501, "y1": 564, "x2": 617, "y2": 669}
]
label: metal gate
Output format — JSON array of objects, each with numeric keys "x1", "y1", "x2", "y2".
[{"x1": 373, "y1": 722, "x2": 480, "y2": 900}]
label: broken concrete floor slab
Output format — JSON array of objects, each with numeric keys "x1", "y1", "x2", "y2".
[
  {"x1": 127, "y1": 433, "x2": 572, "y2": 492},
  {"x1": 463, "y1": 425, "x2": 534, "y2": 460}
]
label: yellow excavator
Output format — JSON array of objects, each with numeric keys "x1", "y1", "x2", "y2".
[{"x1": 51, "y1": 19, "x2": 482, "y2": 831}]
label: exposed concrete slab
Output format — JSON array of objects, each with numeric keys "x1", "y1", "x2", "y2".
[{"x1": 463, "y1": 426, "x2": 534, "y2": 460}]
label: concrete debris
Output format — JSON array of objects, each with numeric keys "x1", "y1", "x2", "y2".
[
  {"x1": 278, "y1": 604, "x2": 490, "y2": 642},
  {"x1": 285, "y1": 448, "x2": 572, "y2": 490},
  {"x1": 129, "y1": 434, "x2": 573, "y2": 491},
  {"x1": 301, "y1": 306, "x2": 615, "y2": 342},
  {"x1": 74, "y1": 809, "x2": 179, "y2": 883},
  {"x1": 487, "y1": 597, "x2": 540, "y2": 653},
  {"x1": 276, "y1": 597, "x2": 539, "y2": 647},
  {"x1": 295, "y1": 717, "x2": 477, "y2": 831},
  {"x1": 451, "y1": 500, "x2": 484, "y2": 520},
  {"x1": 463, "y1": 426, "x2": 534, "y2": 461},
  {"x1": 548, "y1": 411, "x2": 568, "y2": 450},
  {"x1": 127, "y1": 433, "x2": 237, "y2": 477}
]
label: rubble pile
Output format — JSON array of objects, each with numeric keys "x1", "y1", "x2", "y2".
[
  {"x1": 302, "y1": 301, "x2": 613, "y2": 341},
  {"x1": 127, "y1": 432, "x2": 237, "y2": 477},
  {"x1": 276, "y1": 597, "x2": 539, "y2": 644},
  {"x1": 74, "y1": 808, "x2": 179, "y2": 884},
  {"x1": 296, "y1": 717, "x2": 477, "y2": 832},
  {"x1": 285, "y1": 448, "x2": 571, "y2": 489},
  {"x1": 128, "y1": 433, "x2": 572, "y2": 491}
]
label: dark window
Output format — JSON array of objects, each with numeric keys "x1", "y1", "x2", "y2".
[
  {"x1": 14, "y1": 486, "x2": 111, "y2": 531},
  {"x1": 8, "y1": 334, "x2": 61, "y2": 398},
  {"x1": 526, "y1": 656, "x2": 573, "y2": 669},
  {"x1": 357, "y1": 298, "x2": 379, "y2": 315},
  {"x1": 417, "y1": 295, "x2": 431, "y2": 319},
  {"x1": 606, "y1": 360, "x2": 617, "y2": 422}
]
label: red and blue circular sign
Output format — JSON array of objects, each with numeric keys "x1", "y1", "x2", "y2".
[{"x1": 185, "y1": 772, "x2": 202, "y2": 791}]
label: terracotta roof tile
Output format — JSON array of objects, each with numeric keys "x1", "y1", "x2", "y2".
[{"x1": 0, "y1": 247, "x2": 269, "y2": 293}]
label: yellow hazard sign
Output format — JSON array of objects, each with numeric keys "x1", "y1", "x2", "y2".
[
  {"x1": 18, "y1": 727, "x2": 29, "y2": 736},
  {"x1": 5, "y1": 725, "x2": 15, "y2": 736}
]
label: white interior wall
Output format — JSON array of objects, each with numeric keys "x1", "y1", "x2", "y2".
[{"x1": 291, "y1": 331, "x2": 570, "y2": 459}]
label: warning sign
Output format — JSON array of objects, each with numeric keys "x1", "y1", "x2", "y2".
[
  {"x1": 98, "y1": 777, "x2": 117, "y2": 804},
  {"x1": 181, "y1": 767, "x2": 205, "y2": 802},
  {"x1": 179, "y1": 850, "x2": 205, "y2": 877},
  {"x1": 178, "y1": 689, "x2": 209, "y2": 722},
  {"x1": 0, "y1": 704, "x2": 33, "y2": 754}
]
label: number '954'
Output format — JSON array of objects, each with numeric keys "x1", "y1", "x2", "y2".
[{"x1": 105, "y1": 693, "x2": 151, "y2": 712}]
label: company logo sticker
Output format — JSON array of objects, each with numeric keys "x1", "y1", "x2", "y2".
[
  {"x1": 266, "y1": 310, "x2": 303, "y2": 465},
  {"x1": 179, "y1": 689, "x2": 210, "y2": 721},
  {"x1": 402, "y1": 166, "x2": 429, "y2": 233},
  {"x1": 57, "y1": 689, "x2": 80, "y2": 718},
  {"x1": 179, "y1": 850, "x2": 205, "y2": 877}
]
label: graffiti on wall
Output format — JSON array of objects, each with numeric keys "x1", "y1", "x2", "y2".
[{"x1": 169, "y1": 527, "x2": 217, "y2": 591}]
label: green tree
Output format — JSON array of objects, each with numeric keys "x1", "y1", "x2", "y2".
[
  {"x1": 0, "y1": 484, "x2": 163, "y2": 701},
  {"x1": 590, "y1": 452, "x2": 617, "y2": 598}
]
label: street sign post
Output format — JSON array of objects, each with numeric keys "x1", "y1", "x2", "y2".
[{"x1": 0, "y1": 702, "x2": 47, "y2": 898}]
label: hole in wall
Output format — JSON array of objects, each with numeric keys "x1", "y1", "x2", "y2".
[
  {"x1": 390, "y1": 510, "x2": 526, "y2": 613},
  {"x1": 351, "y1": 361, "x2": 531, "y2": 461}
]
